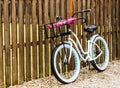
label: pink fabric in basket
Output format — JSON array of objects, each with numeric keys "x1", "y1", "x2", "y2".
[{"x1": 47, "y1": 18, "x2": 76, "y2": 29}]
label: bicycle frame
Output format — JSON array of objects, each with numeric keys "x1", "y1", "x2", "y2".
[{"x1": 64, "y1": 28, "x2": 103, "y2": 63}]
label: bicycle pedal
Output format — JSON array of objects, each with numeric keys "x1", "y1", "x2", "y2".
[{"x1": 63, "y1": 62, "x2": 70, "y2": 65}]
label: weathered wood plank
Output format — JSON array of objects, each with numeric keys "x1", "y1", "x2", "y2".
[
  {"x1": 99, "y1": 0, "x2": 103, "y2": 28},
  {"x1": 38, "y1": 0, "x2": 44, "y2": 77},
  {"x1": 0, "y1": 2, "x2": 3, "y2": 88},
  {"x1": 77, "y1": 0, "x2": 82, "y2": 40},
  {"x1": 108, "y1": 0, "x2": 112, "y2": 61},
  {"x1": 117, "y1": 0, "x2": 120, "y2": 59},
  {"x1": 49, "y1": 0, "x2": 55, "y2": 76},
  {"x1": 44, "y1": 0, "x2": 49, "y2": 76},
  {"x1": 112, "y1": 0, "x2": 116, "y2": 60},
  {"x1": 11, "y1": 0, "x2": 17, "y2": 85},
  {"x1": 61, "y1": 0, "x2": 65, "y2": 19},
  {"x1": 32, "y1": 0, "x2": 37, "y2": 79},
  {"x1": 4, "y1": 0, "x2": 10, "y2": 86},
  {"x1": 86, "y1": 0, "x2": 91, "y2": 25},
  {"x1": 81, "y1": 0, "x2": 87, "y2": 51},
  {"x1": 25, "y1": 0, "x2": 31, "y2": 81},
  {"x1": 116, "y1": 0, "x2": 119, "y2": 59},
  {"x1": 18, "y1": 0, "x2": 24, "y2": 83}
]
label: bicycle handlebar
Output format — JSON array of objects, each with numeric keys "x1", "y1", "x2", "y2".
[
  {"x1": 72, "y1": 9, "x2": 91, "y2": 17},
  {"x1": 72, "y1": 9, "x2": 91, "y2": 23},
  {"x1": 44, "y1": 9, "x2": 91, "y2": 29}
]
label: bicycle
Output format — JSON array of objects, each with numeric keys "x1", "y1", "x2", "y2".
[{"x1": 43, "y1": 9, "x2": 109, "y2": 84}]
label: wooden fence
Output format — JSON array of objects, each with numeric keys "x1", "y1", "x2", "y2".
[{"x1": 0, "y1": 0, "x2": 120, "y2": 87}]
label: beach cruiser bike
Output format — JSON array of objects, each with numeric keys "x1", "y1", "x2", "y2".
[{"x1": 44, "y1": 9, "x2": 109, "y2": 84}]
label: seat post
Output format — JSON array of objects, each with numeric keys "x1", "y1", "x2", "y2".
[{"x1": 87, "y1": 32, "x2": 92, "y2": 40}]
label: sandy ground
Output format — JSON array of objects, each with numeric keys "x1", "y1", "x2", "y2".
[{"x1": 9, "y1": 60, "x2": 120, "y2": 88}]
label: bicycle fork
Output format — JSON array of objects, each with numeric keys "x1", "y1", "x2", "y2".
[{"x1": 62, "y1": 41, "x2": 72, "y2": 64}]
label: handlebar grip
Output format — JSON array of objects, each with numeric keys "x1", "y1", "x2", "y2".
[
  {"x1": 81, "y1": 9, "x2": 91, "y2": 12},
  {"x1": 72, "y1": 9, "x2": 91, "y2": 17}
]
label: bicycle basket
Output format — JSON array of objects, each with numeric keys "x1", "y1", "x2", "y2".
[{"x1": 41, "y1": 23, "x2": 71, "y2": 39}]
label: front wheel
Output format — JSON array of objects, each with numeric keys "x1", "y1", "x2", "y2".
[
  {"x1": 90, "y1": 36, "x2": 109, "y2": 71},
  {"x1": 51, "y1": 43, "x2": 80, "y2": 84}
]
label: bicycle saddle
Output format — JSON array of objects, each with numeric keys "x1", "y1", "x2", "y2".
[{"x1": 84, "y1": 25, "x2": 97, "y2": 33}]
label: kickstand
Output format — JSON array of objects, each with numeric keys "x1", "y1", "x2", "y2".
[{"x1": 87, "y1": 61, "x2": 91, "y2": 70}]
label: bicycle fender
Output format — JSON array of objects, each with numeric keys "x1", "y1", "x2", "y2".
[
  {"x1": 90, "y1": 34, "x2": 99, "y2": 43},
  {"x1": 62, "y1": 41, "x2": 71, "y2": 45}
]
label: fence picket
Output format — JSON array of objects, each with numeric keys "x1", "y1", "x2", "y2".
[
  {"x1": 44, "y1": 0, "x2": 49, "y2": 76},
  {"x1": 108, "y1": 0, "x2": 112, "y2": 61},
  {"x1": 112, "y1": 0, "x2": 116, "y2": 60},
  {"x1": 0, "y1": 2, "x2": 3, "y2": 88},
  {"x1": 118, "y1": 0, "x2": 120, "y2": 59},
  {"x1": 11, "y1": 0, "x2": 17, "y2": 85},
  {"x1": 38, "y1": 0, "x2": 44, "y2": 77},
  {"x1": 18, "y1": 0, "x2": 24, "y2": 83},
  {"x1": 25, "y1": 0, "x2": 31, "y2": 81},
  {"x1": 116, "y1": 0, "x2": 119, "y2": 59},
  {"x1": 32, "y1": 0, "x2": 37, "y2": 79},
  {"x1": 4, "y1": 0, "x2": 10, "y2": 86}
]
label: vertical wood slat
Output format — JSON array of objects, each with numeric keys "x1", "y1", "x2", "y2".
[
  {"x1": 100, "y1": 0, "x2": 105, "y2": 63},
  {"x1": 99, "y1": 0, "x2": 105, "y2": 64},
  {"x1": 50, "y1": 0, "x2": 54, "y2": 22},
  {"x1": 111, "y1": 0, "x2": 114, "y2": 60},
  {"x1": 32, "y1": 0, "x2": 37, "y2": 79},
  {"x1": 38, "y1": 0, "x2": 44, "y2": 77},
  {"x1": 56, "y1": 0, "x2": 60, "y2": 16},
  {"x1": 67, "y1": 0, "x2": 73, "y2": 18},
  {"x1": 0, "y1": 2, "x2": 3, "y2": 88},
  {"x1": 116, "y1": 0, "x2": 119, "y2": 59},
  {"x1": 4, "y1": 0, "x2": 10, "y2": 87},
  {"x1": 91, "y1": 0, "x2": 95, "y2": 25},
  {"x1": 86, "y1": 0, "x2": 91, "y2": 25},
  {"x1": 25, "y1": 0, "x2": 31, "y2": 81},
  {"x1": 81, "y1": 0, "x2": 87, "y2": 51},
  {"x1": 11, "y1": 0, "x2": 17, "y2": 85},
  {"x1": 50, "y1": 0, "x2": 55, "y2": 76},
  {"x1": 2, "y1": 1, "x2": 6, "y2": 87},
  {"x1": 104, "y1": 0, "x2": 109, "y2": 63},
  {"x1": 18, "y1": 0, "x2": 24, "y2": 83},
  {"x1": 77, "y1": 0, "x2": 82, "y2": 40},
  {"x1": 44, "y1": 0, "x2": 49, "y2": 76},
  {"x1": 61, "y1": 0, "x2": 65, "y2": 19},
  {"x1": 72, "y1": 0, "x2": 77, "y2": 34},
  {"x1": 117, "y1": 0, "x2": 120, "y2": 59},
  {"x1": 112, "y1": 0, "x2": 116, "y2": 60},
  {"x1": 108, "y1": 0, "x2": 112, "y2": 61},
  {"x1": 56, "y1": 0, "x2": 61, "y2": 46},
  {"x1": 99, "y1": 0, "x2": 103, "y2": 27},
  {"x1": 114, "y1": 0, "x2": 117, "y2": 59},
  {"x1": 95, "y1": 0, "x2": 99, "y2": 27},
  {"x1": 9, "y1": 2, "x2": 12, "y2": 86},
  {"x1": 30, "y1": 1, "x2": 33, "y2": 80}
]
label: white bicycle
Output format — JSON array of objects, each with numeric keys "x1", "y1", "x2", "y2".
[{"x1": 45, "y1": 9, "x2": 109, "y2": 84}]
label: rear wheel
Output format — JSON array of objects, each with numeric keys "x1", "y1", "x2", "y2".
[
  {"x1": 51, "y1": 43, "x2": 80, "y2": 84},
  {"x1": 90, "y1": 36, "x2": 109, "y2": 71}
]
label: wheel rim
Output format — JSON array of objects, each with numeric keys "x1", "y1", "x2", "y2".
[
  {"x1": 93, "y1": 38, "x2": 109, "y2": 70},
  {"x1": 54, "y1": 44, "x2": 80, "y2": 83}
]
